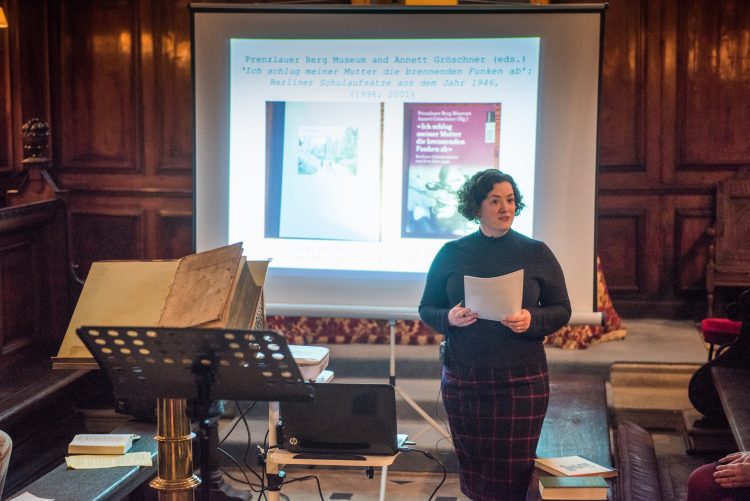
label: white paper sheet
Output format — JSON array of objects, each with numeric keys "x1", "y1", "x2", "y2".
[
  {"x1": 64, "y1": 451, "x2": 152, "y2": 469},
  {"x1": 464, "y1": 270, "x2": 524, "y2": 322},
  {"x1": 9, "y1": 493, "x2": 55, "y2": 501}
]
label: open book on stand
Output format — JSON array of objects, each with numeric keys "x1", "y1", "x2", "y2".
[{"x1": 534, "y1": 455, "x2": 617, "y2": 478}]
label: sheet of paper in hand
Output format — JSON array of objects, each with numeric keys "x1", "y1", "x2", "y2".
[{"x1": 464, "y1": 269, "x2": 523, "y2": 322}]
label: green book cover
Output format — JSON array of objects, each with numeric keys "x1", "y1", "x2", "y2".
[{"x1": 539, "y1": 476, "x2": 608, "y2": 488}]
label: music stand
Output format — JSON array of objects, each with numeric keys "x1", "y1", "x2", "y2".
[{"x1": 76, "y1": 325, "x2": 314, "y2": 501}]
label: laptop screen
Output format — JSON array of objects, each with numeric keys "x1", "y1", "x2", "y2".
[{"x1": 280, "y1": 383, "x2": 399, "y2": 456}]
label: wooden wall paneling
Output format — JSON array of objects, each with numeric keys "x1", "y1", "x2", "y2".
[
  {"x1": 596, "y1": 195, "x2": 663, "y2": 316},
  {"x1": 1, "y1": 240, "x2": 37, "y2": 354},
  {"x1": 0, "y1": 200, "x2": 70, "y2": 359},
  {"x1": 154, "y1": 209, "x2": 193, "y2": 259},
  {"x1": 14, "y1": 0, "x2": 52, "y2": 147},
  {"x1": 677, "y1": 0, "x2": 750, "y2": 175},
  {"x1": 53, "y1": 0, "x2": 141, "y2": 171},
  {"x1": 597, "y1": 0, "x2": 646, "y2": 171},
  {"x1": 674, "y1": 205, "x2": 712, "y2": 315},
  {"x1": 69, "y1": 205, "x2": 145, "y2": 279},
  {"x1": 597, "y1": 210, "x2": 645, "y2": 293},
  {"x1": 0, "y1": 0, "x2": 12, "y2": 171},
  {"x1": 144, "y1": 0, "x2": 193, "y2": 173}
]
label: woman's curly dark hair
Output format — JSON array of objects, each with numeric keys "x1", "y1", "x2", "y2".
[{"x1": 456, "y1": 169, "x2": 525, "y2": 221}]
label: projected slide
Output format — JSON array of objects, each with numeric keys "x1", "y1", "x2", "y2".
[
  {"x1": 403, "y1": 102, "x2": 501, "y2": 239},
  {"x1": 229, "y1": 37, "x2": 540, "y2": 273}
]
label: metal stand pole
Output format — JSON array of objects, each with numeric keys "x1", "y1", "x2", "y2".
[
  {"x1": 388, "y1": 319, "x2": 450, "y2": 440},
  {"x1": 150, "y1": 398, "x2": 200, "y2": 501}
]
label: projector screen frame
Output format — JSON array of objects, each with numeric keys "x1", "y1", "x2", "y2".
[{"x1": 190, "y1": 3, "x2": 606, "y2": 321}]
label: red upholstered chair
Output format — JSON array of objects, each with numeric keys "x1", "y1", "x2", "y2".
[{"x1": 700, "y1": 317, "x2": 742, "y2": 360}]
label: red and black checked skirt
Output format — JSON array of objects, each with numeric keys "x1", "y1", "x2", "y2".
[{"x1": 441, "y1": 361, "x2": 549, "y2": 501}]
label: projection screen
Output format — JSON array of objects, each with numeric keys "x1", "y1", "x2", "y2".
[{"x1": 191, "y1": 4, "x2": 605, "y2": 320}]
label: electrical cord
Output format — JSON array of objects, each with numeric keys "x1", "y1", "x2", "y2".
[
  {"x1": 435, "y1": 379, "x2": 456, "y2": 463},
  {"x1": 210, "y1": 400, "x2": 270, "y2": 497},
  {"x1": 218, "y1": 400, "x2": 257, "y2": 445},
  {"x1": 216, "y1": 445, "x2": 264, "y2": 491},
  {"x1": 398, "y1": 447, "x2": 448, "y2": 501},
  {"x1": 280, "y1": 474, "x2": 325, "y2": 501}
]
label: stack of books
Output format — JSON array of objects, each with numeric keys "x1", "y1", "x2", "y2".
[{"x1": 535, "y1": 455, "x2": 617, "y2": 500}]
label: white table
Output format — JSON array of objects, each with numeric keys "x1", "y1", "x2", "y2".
[{"x1": 266, "y1": 345, "x2": 397, "y2": 501}]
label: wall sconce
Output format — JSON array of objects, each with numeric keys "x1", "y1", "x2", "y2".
[{"x1": 0, "y1": 8, "x2": 8, "y2": 29}]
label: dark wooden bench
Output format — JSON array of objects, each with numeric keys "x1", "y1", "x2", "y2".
[
  {"x1": 530, "y1": 374, "x2": 616, "y2": 500},
  {"x1": 711, "y1": 366, "x2": 750, "y2": 450},
  {"x1": 6, "y1": 421, "x2": 158, "y2": 501},
  {"x1": 614, "y1": 420, "x2": 663, "y2": 501},
  {"x1": 0, "y1": 199, "x2": 109, "y2": 495}
]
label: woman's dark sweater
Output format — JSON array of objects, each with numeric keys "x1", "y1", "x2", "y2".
[{"x1": 419, "y1": 229, "x2": 572, "y2": 369}]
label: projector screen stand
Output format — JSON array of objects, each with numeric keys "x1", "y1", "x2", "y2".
[{"x1": 388, "y1": 319, "x2": 451, "y2": 441}]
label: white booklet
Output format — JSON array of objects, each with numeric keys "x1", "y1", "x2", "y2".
[
  {"x1": 464, "y1": 270, "x2": 524, "y2": 322},
  {"x1": 68, "y1": 433, "x2": 139, "y2": 455}
]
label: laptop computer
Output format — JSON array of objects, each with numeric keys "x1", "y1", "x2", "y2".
[{"x1": 280, "y1": 383, "x2": 407, "y2": 458}]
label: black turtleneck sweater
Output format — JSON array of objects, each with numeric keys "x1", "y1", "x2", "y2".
[{"x1": 419, "y1": 229, "x2": 571, "y2": 369}]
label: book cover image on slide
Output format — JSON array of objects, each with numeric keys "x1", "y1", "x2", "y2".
[
  {"x1": 265, "y1": 101, "x2": 384, "y2": 242},
  {"x1": 402, "y1": 103, "x2": 501, "y2": 239},
  {"x1": 297, "y1": 125, "x2": 358, "y2": 176}
]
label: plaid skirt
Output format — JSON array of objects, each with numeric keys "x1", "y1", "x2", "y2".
[{"x1": 441, "y1": 361, "x2": 549, "y2": 501}]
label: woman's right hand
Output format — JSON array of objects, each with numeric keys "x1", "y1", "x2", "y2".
[
  {"x1": 448, "y1": 303, "x2": 478, "y2": 327},
  {"x1": 714, "y1": 451, "x2": 750, "y2": 487}
]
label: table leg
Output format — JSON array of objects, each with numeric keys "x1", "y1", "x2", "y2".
[{"x1": 379, "y1": 465, "x2": 388, "y2": 501}]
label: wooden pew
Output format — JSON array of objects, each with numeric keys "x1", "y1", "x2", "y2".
[
  {"x1": 530, "y1": 373, "x2": 615, "y2": 500},
  {"x1": 0, "y1": 199, "x2": 109, "y2": 495},
  {"x1": 711, "y1": 366, "x2": 750, "y2": 451},
  {"x1": 6, "y1": 421, "x2": 158, "y2": 501}
]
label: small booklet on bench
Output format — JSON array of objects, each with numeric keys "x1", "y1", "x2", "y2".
[
  {"x1": 534, "y1": 455, "x2": 617, "y2": 478},
  {"x1": 68, "y1": 434, "x2": 139, "y2": 455}
]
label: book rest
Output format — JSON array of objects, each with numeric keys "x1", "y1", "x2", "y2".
[{"x1": 76, "y1": 325, "x2": 314, "y2": 501}]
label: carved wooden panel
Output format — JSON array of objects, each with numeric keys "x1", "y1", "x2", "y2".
[
  {"x1": 678, "y1": 0, "x2": 750, "y2": 167},
  {"x1": 155, "y1": 210, "x2": 193, "y2": 259},
  {"x1": 15, "y1": 1, "x2": 52, "y2": 136},
  {"x1": 597, "y1": 0, "x2": 646, "y2": 170},
  {"x1": 0, "y1": 200, "x2": 70, "y2": 359},
  {"x1": 146, "y1": 0, "x2": 193, "y2": 173},
  {"x1": 675, "y1": 208, "x2": 712, "y2": 292},
  {"x1": 53, "y1": 0, "x2": 140, "y2": 170},
  {"x1": 0, "y1": 20, "x2": 11, "y2": 171},
  {"x1": 69, "y1": 209, "x2": 144, "y2": 279},
  {"x1": 1, "y1": 241, "x2": 36, "y2": 351},
  {"x1": 597, "y1": 212, "x2": 644, "y2": 292}
]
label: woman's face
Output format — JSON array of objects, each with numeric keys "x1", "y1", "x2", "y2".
[{"x1": 478, "y1": 181, "x2": 516, "y2": 237}]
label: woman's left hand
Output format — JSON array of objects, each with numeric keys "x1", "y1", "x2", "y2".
[{"x1": 501, "y1": 309, "x2": 531, "y2": 333}]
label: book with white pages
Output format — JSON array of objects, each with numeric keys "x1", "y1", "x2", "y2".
[
  {"x1": 68, "y1": 433, "x2": 139, "y2": 455},
  {"x1": 464, "y1": 269, "x2": 523, "y2": 321},
  {"x1": 534, "y1": 455, "x2": 618, "y2": 478}
]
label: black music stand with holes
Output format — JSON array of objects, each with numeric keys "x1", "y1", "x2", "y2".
[{"x1": 76, "y1": 325, "x2": 315, "y2": 501}]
